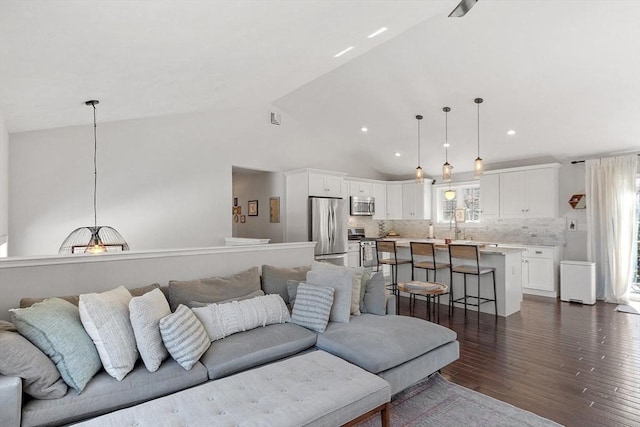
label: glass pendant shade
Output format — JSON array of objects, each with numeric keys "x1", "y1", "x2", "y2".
[
  {"x1": 59, "y1": 226, "x2": 129, "y2": 255},
  {"x1": 442, "y1": 162, "x2": 452, "y2": 182},
  {"x1": 415, "y1": 166, "x2": 424, "y2": 184},
  {"x1": 59, "y1": 100, "x2": 129, "y2": 255},
  {"x1": 474, "y1": 157, "x2": 483, "y2": 179},
  {"x1": 444, "y1": 189, "x2": 456, "y2": 200}
]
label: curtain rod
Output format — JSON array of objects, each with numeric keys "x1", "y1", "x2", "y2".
[{"x1": 571, "y1": 153, "x2": 640, "y2": 164}]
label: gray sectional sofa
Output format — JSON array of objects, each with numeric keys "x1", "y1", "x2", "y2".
[{"x1": 0, "y1": 264, "x2": 459, "y2": 427}]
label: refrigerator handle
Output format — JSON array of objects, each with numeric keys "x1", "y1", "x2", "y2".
[{"x1": 329, "y1": 204, "x2": 334, "y2": 245}]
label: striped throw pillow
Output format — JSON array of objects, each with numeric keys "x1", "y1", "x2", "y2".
[
  {"x1": 291, "y1": 283, "x2": 334, "y2": 333},
  {"x1": 159, "y1": 305, "x2": 210, "y2": 370}
]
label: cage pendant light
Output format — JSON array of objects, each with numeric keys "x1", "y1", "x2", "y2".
[
  {"x1": 442, "y1": 107, "x2": 456, "y2": 201},
  {"x1": 473, "y1": 97, "x2": 484, "y2": 179},
  {"x1": 59, "y1": 100, "x2": 129, "y2": 255},
  {"x1": 415, "y1": 114, "x2": 424, "y2": 184}
]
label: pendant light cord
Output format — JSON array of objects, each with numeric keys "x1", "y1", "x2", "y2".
[
  {"x1": 476, "y1": 101, "x2": 480, "y2": 157},
  {"x1": 417, "y1": 117, "x2": 421, "y2": 167},
  {"x1": 445, "y1": 110, "x2": 449, "y2": 163},
  {"x1": 92, "y1": 102, "x2": 98, "y2": 229}
]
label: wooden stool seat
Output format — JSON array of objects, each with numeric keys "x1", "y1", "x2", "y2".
[
  {"x1": 451, "y1": 265, "x2": 495, "y2": 275},
  {"x1": 410, "y1": 242, "x2": 451, "y2": 316}
]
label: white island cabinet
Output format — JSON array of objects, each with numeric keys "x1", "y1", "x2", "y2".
[{"x1": 389, "y1": 240, "x2": 523, "y2": 317}]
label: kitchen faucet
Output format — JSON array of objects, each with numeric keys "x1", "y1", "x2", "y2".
[{"x1": 449, "y1": 214, "x2": 464, "y2": 240}]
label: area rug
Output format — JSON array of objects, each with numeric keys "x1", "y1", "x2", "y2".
[
  {"x1": 355, "y1": 374, "x2": 562, "y2": 427},
  {"x1": 615, "y1": 301, "x2": 640, "y2": 315}
]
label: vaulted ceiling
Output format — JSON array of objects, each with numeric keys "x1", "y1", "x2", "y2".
[{"x1": 1, "y1": 0, "x2": 638, "y2": 178}]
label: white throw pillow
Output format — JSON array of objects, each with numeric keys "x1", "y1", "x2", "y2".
[
  {"x1": 311, "y1": 261, "x2": 362, "y2": 315},
  {"x1": 159, "y1": 305, "x2": 210, "y2": 370},
  {"x1": 191, "y1": 294, "x2": 290, "y2": 341},
  {"x1": 79, "y1": 286, "x2": 138, "y2": 381},
  {"x1": 129, "y1": 288, "x2": 171, "y2": 372},
  {"x1": 305, "y1": 269, "x2": 353, "y2": 323}
]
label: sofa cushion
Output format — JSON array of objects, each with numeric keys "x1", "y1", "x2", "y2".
[
  {"x1": 159, "y1": 305, "x2": 210, "y2": 370},
  {"x1": 10, "y1": 298, "x2": 102, "y2": 393},
  {"x1": 79, "y1": 286, "x2": 138, "y2": 381},
  {"x1": 168, "y1": 267, "x2": 261, "y2": 311},
  {"x1": 305, "y1": 269, "x2": 353, "y2": 323},
  {"x1": 200, "y1": 323, "x2": 317, "y2": 380},
  {"x1": 316, "y1": 314, "x2": 458, "y2": 374},
  {"x1": 19, "y1": 283, "x2": 160, "y2": 308},
  {"x1": 20, "y1": 359, "x2": 208, "y2": 427},
  {"x1": 291, "y1": 283, "x2": 334, "y2": 333},
  {"x1": 187, "y1": 289, "x2": 265, "y2": 308},
  {"x1": 261, "y1": 265, "x2": 311, "y2": 304},
  {"x1": 129, "y1": 288, "x2": 171, "y2": 372},
  {"x1": 311, "y1": 261, "x2": 363, "y2": 315},
  {"x1": 0, "y1": 321, "x2": 68, "y2": 399}
]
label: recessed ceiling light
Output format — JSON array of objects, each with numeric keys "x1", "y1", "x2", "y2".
[
  {"x1": 394, "y1": 152, "x2": 401, "y2": 157},
  {"x1": 334, "y1": 46, "x2": 354, "y2": 58},
  {"x1": 507, "y1": 129, "x2": 516, "y2": 135},
  {"x1": 443, "y1": 142, "x2": 450, "y2": 148},
  {"x1": 361, "y1": 127, "x2": 368, "y2": 132},
  {"x1": 367, "y1": 27, "x2": 388, "y2": 39}
]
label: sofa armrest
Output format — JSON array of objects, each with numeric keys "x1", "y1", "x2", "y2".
[
  {"x1": 0, "y1": 374, "x2": 22, "y2": 427},
  {"x1": 385, "y1": 294, "x2": 397, "y2": 315}
]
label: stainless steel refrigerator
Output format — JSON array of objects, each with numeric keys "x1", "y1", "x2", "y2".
[{"x1": 309, "y1": 197, "x2": 348, "y2": 265}]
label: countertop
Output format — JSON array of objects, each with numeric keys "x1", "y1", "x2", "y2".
[{"x1": 379, "y1": 237, "x2": 526, "y2": 255}]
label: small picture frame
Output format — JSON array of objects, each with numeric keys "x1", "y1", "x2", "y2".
[
  {"x1": 233, "y1": 206, "x2": 241, "y2": 215},
  {"x1": 269, "y1": 197, "x2": 280, "y2": 223},
  {"x1": 248, "y1": 200, "x2": 258, "y2": 216},
  {"x1": 233, "y1": 214, "x2": 239, "y2": 223},
  {"x1": 233, "y1": 197, "x2": 238, "y2": 207},
  {"x1": 240, "y1": 215, "x2": 246, "y2": 223},
  {"x1": 455, "y1": 208, "x2": 466, "y2": 223}
]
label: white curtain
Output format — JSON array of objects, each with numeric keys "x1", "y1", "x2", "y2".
[{"x1": 586, "y1": 155, "x2": 638, "y2": 304}]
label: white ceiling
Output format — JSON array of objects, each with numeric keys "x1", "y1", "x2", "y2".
[{"x1": 1, "y1": 0, "x2": 639, "y2": 178}]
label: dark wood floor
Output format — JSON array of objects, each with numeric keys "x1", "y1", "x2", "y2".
[{"x1": 397, "y1": 295, "x2": 640, "y2": 427}]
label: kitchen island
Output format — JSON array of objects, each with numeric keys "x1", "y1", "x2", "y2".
[{"x1": 383, "y1": 238, "x2": 523, "y2": 317}]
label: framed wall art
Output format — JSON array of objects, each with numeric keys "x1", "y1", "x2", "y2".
[
  {"x1": 269, "y1": 197, "x2": 280, "y2": 223},
  {"x1": 240, "y1": 215, "x2": 246, "y2": 223},
  {"x1": 248, "y1": 200, "x2": 258, "y2": 216}
]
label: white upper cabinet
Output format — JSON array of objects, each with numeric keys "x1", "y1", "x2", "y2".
[
  {"x1": 386, "y1": 183, "x2": 403, "y2": 220},
  {"x1": 308, "y1": 172, "x2": 344, "y2": 198},
  {"x1": 499, "y1": 165, "x2": 559, "y2": 218},
  {"x1": 372, "y1": 183, "x2": 387, "y2": 220},
  {"x1": 401, "y1": 181, "x2": 432, "y2": 220},
  {"x1": 348, "y1": 180, "x2": 374, "y2": 197},
  {"x1": 479, "y1": 173, "x2": 500, "y2": 220}
]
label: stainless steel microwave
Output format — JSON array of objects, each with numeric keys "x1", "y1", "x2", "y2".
[{"x1": 350, "y1": 196, "x2": 375, "y2": 216}]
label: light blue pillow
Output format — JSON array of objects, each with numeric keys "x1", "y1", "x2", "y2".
[
  {"x1": 291, "y1": 283, "x2": 334, "y2": 333},
  {"x1": 10, "y1": 298, "x2": 102, "y2": 393},
  {"x1": 306, "y1": 269, "x2": 353, "y2": 323},
  {"x1": 363, "y1": 271, "x2": 387, "y2": 315}
]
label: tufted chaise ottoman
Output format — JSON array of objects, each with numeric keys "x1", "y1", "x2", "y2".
[{"x1": 72, "y1": 350, "x2": 391, "y2": 427}]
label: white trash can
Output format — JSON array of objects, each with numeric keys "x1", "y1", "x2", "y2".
[{"x1": 560, "y1": 260, "x2": 596, "y2": 305}]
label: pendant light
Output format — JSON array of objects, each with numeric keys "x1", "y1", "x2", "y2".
[
  {"x1": 473, "y1": 97, "x2": 484, "y2": 179},
  {"x1": 59, "y1": 100, "x2": 129, "y2": 255},
  {"x1": 414, "y1": 114, "x2": 424, "y2": 184},
  {"x1": 442, "y1": 107, "x2": 456, "y2": 201}
]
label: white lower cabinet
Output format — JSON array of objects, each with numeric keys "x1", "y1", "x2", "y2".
[{"x1": 521, "y1": 246, "x2": 561, "y2": 298}]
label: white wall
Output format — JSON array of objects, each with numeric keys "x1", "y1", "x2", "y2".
[
  {"x1": 0, "y1": 242, "x2": 315, "y2": 321},
  {"x1": 558, "y1": 161, "x2": 588, "y2": 261},
  {"x1": 0, "y1": 111, "x2": 8, "y2": 254},
  {"x1": 232, "y1": 172, "x2": 284, "y2": 243}
]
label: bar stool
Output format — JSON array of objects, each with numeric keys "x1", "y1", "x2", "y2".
[
  {"x1": 448, "y1": 244, "x2": 497, "y2": 321},
  {"x1": 375, "y1": 240, "x2": 411, "y2": 304},
  {"x1": 410, "y1": 241, "x2": 452, "y2": 315}
]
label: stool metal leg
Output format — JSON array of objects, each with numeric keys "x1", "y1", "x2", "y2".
[
  {"x1": 463, "y1": 274, "x2": 468, "y2": 314},
  {"x1": 492, "y1": 270, "x2": 497, "y2": 317},
  {"x1": 477, "y1": 274, "x2": 481, "y2": 322}
]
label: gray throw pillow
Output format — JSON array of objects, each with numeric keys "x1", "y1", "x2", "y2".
[
  {"x1": 129, "y1": 288, "x2": 171, "y2": 372},
  {"x1": 187, "y1": 290, "x2": 265, "y2": 308},
  {"x1": 0, "y1": 321, "x2": 68, "y2": 399},
  {"x1": 305, "y1": 269, "x2": 353, "y2": 323},
  {"x1": 291, "y1": 283, "x2": 334, "y2": 333},
  {"x1": 286, "y1": 280, "x2": 303, "y2": 308},
  {"x1": 261, "y1": 265, "x2": 311, "y2": 304},
  {"x1": 311, "y1": 261, "x2": 363, "y2": 315},
  {"x1": 10, "y1": 298, "x2": 102, "y2": 393},
  {"x1": 159, "y1": 305, "x2": 210, "y2": 370},
  {"x1": 363, "y1": 271, "x2": 387, "y2": 315},
  {"x1": 168, "y1": 267, "x2": 261, "y2": 311}
]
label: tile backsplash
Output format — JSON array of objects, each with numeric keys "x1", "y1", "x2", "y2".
[{"x1": 349, "y1": 217, "x2": 567, "y2": 246}]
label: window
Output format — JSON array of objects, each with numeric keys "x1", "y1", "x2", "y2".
[
  {"x1": 632, "y1": 176, "x2": 640, "y2": 295},
  {"x1": 434, "y1": 182, "x2": 480, "y2": 224}
]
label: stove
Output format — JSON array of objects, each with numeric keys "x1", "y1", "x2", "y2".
[{"x1": 347, "y1": 228, "x2": 378, "y2": 267}]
